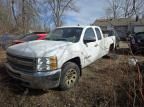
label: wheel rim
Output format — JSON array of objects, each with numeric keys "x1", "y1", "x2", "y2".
[{"x1": 64, "y1": 68, "x2": 77, "y2": 87}]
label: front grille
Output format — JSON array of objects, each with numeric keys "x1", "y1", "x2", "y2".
[{"x1": 7, "y1": 53, "x2": 36, "y2": 72}]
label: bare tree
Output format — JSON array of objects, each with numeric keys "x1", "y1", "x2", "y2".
[
  {"x1": 105, "y1": 0, "x2": 122, "y2": 19},
  {"x1": 11, "y1": 0, "x2": 39, "y2": 32},
  {"x1": 45, "y1": 0, "x2": 78, "y2": 27},
  {"x1": 121, "y1": 0, "x2": 144, "y2": 18},
  {"x1": 132, "y1": 0, "x2": 144, "y2": 16},
  {"x1": 0, "y1": 0, "x2": 78, "y2": 33},
  {"x1": 0, "y1": 0, "x2": 14, "y2": 33},
  {"x1": 11, "y1": 0, "x2": 18, "y2": 25},
  {"x1": 122, "y1": 0, "x2": 133, "y2": 18},
  {"x1": 105, "y1": 0, "x2": 144, "y2": 19}
]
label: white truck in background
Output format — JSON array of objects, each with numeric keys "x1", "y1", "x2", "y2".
[{"x1": 5, "y1": 26, "x2": 116, "y2": 90}]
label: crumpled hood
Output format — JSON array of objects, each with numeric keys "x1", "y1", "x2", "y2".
[{"x1": 7, "y1": 40, "x2": 72, "y2": 57}]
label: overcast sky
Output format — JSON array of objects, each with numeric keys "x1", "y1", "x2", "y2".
[{"x1": 64, "y1": 0, "x2": 107, "y2": 26}]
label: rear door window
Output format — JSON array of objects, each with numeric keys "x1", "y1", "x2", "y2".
[{"x1": 95, "y1": 28, "x2": 102, "y2": 40}]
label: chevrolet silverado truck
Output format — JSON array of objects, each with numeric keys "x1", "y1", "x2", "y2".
[{"x1": 5, "y1": 26, "x2": 116, "y2": 90}]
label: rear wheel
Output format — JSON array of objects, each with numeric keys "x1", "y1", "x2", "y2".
[
  {"x1": 59, "y1": 62, "x2": 80, "y2": 90},
  {"x1": 105, "y1": 44, "x2": 118, "y2": 60}
]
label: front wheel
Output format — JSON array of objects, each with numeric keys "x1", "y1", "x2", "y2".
[{"x1": 59, "y1": 62, "x2": 80, "y2": 90}]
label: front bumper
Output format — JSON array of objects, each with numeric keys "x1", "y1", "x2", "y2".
[{"x1": 5, "y1": 63, "x2": 61, "y2": 89}]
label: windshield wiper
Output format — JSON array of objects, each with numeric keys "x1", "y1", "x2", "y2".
[
  {"x1": 46, "y1": 38, "x2": 70, "y2": 42},
  {"x1": 54, "y1": 38, "x2": 68, "y2": 41},
  {"x1": 45, "y1": 38, "x2": 54, "y2": 41}
]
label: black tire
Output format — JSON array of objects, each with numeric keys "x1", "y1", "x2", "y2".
[{"x1": 59, "y1": 62, "x2": 80, "y2": 90}]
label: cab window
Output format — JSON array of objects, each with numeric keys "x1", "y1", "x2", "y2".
[
  {"x1": 95, "y1": 28, "x2": 102, "y2": 40},
  {"x1": 83, "y1": 28, "x2": 96, "y2": 42}
]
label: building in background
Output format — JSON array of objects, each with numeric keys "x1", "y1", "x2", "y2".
[{"x1": 93, "y1": 18, "x2": 144, "y2": 40}]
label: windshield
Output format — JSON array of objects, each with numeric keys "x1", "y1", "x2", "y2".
[
  {"x1": 21, "y1": 35, "x2": 39, "y2": 41},
  {"x1": 135, "y1": 33, "x2": 144, "y2": 39},
  {"x1": 46, "y1": 27, "x2": 83, "y2": 43}
]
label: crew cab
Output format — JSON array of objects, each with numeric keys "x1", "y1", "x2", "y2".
[{"x1": 5, "y1": 26, "x2": 116, "y2": 90}]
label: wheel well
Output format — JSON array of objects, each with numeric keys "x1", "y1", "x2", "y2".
[{"x1": 63, "y1": 57, "x2": 82, "y2": 76}]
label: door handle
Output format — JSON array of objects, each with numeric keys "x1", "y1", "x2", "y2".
[{"x1": 94, "y1": 44, "x2": 98, "y2": 47}]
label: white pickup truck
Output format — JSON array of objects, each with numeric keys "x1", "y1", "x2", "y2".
[{"x1": 5, "y1": 26, "x2": 116, "y2": 90}]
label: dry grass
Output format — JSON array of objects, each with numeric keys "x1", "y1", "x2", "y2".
[{"x1": 0, "y1": 42, "x2": 143, "y2": 107}]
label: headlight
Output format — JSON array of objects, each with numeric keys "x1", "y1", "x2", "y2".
[{"x1": 36, "y1": 56, "x2": 57, "y2": 71}]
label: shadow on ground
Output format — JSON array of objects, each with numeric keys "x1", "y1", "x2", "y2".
[
  {"x1": 116, "y1": 48, "x2": 130, "y2": 55},
  {"x1": 0, "y1": 65, "x2": 46, "y2": 96}
]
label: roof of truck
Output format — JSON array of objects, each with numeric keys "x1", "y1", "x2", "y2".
[{"x1": 57, "y1": 26, "x2": 100, "y2": 29}]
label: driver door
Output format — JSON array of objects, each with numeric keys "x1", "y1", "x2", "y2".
[{"x1": 82, "y1": 28, "x2": 100, "y2": 66}]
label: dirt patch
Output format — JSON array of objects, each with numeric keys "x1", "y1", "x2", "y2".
[{"x1": 0, "y1": 56, "x2": 133, "y2": 107}]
